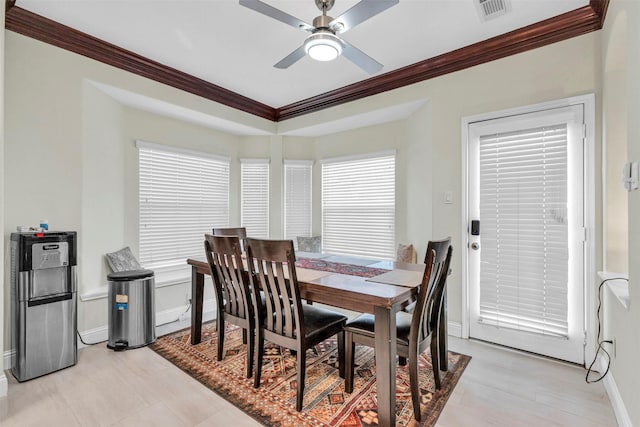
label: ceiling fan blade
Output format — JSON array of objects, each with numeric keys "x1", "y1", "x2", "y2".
[
  {"x1": 330, "y1": 0, "x2": 398, "y2": 34},
  {"x1": 341, "y1": 40, "x2": 383, "y2": 74},
  {"x1": 239, "y1": 0, "x2": 315, "y2": 32},
  {"x1": 274, "y1": 45, "x2": 307, "y2": 69}
]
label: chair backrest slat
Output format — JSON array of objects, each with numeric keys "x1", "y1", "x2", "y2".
[
  {"x1": 246, "y1": 238, "x2": 303, "y2": 340},
  {"x1": 411, "y1": 238, "x2": 452, "y2": 344},
  {"x1": 204, "y1": 234, "x2": 252, "y2": 321}
]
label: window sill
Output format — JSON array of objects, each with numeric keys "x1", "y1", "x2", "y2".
[
  {"x1": 80, "y1": 264, "x2": 191, "y2": 302},
  {"x1": 598, "y1": 271, "x2": 629, "y2": 310}
]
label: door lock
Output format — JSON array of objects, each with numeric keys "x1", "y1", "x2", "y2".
[{"x1": 470, "y1": 242, "x2": 480, "y2": 250}]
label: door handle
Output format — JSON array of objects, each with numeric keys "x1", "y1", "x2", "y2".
[{"x1": 470, "y1": 242, "x2": 480, "y2": 250}]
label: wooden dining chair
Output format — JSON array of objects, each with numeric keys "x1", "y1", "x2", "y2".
[
  {"x1": 245, "y1": 238, "x2": 347, "y2": 412},
  {"x1": 344, "y1": 237, "x2": 452, "y2": 422},
  {"x1": 213, "y1": 227, "x2": 247, "y2": 252},
  {"x1": 204, "y1": 234, "x2": 256, "y2": 378}
]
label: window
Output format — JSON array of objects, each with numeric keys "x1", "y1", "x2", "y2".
[
  {"x1": 241, "y1": 159, "x2": 269, "y2": 238},
  {"x1": 284, "y1": 161, "x2": 313, "y2": 245},
  {"x1": 478, "y1": 124, "x2": 571, "y2": 336},
  {"x1": 137, "y1": 140, "x2": 230, "y2": 270},
  {"x1": 321, "y1": 151, "x2": 395, "y2": 259}
]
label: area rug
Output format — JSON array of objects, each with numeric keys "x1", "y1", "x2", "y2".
[
  {"x1": 295, "y1": 257, "x2": 388, "y2": 278},
  {"x1": 150, "y1": 323, "x2": 470, "y2": 426}
]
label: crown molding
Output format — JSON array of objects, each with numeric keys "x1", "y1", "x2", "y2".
[
  {"x1": 5, "y1": 0, "x2": 607, "y2": 123},
  {"x1": 276, "y1": 0, "x2": 608, "y2": 121},
  {"x1": 4, "y1": 5, "x2": 277, "y2": 121}
]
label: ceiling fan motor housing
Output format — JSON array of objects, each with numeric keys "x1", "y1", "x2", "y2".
[
  {"x1": 315, "y1": 0, "x2": 335, "y2": 12},
  {"x1": 312, "y1": 15, "x2": 335, "y2": 30}
]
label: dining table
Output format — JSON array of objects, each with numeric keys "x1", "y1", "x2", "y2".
[{"x1": 186, "y1": 254, "x2": 447, "y2": 427}]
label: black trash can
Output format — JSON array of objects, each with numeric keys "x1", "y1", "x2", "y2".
[{"x1": 107, "y1": 269, "x2": 156, "y2": 350}]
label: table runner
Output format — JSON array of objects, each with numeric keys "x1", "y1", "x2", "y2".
[{"x1": 295, "y1": 257, "x2": 389, "y2": 278}]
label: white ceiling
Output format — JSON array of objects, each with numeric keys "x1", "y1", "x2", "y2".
[{"x1": 19, "y1": 0, "x2": 588, "y2": 108}]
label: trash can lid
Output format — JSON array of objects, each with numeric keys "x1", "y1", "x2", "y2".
[{"x1": 107, "y1": 269, "x2": 155, "y2": 281}]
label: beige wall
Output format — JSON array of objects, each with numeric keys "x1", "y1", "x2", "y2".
[
  {"x1": 283, "y1": 33, "x2": 600, "y2": 326},
  {"x1": 2, "y1": 32, "x2": 270, "y2": 345},
  {"x1": 1, "y1": 3, "x2": 6, "y2": 394},
  {"x1": 601, "y1": 0, "x2": 640, "y2": 425},
  {"x1": 3, "y1": 27, "x2": 601, "y2": 380},
  {"x1": 602, "y1": 2, "x2": 629, "y2": 273},
  {"x1": 624, "y1": 1, "x2": 640, "y2": 423}
]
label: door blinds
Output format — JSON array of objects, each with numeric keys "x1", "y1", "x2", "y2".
[
  {"x1": 284, "y1": 161, "x2": 312, "y2": 244},
  {"x1": 138, "y1": 141, "x2": 230, "y2": 269},
  {"x1": 321, "y1": 152, "x2": 395, "y2": 259},
  {"x1": 478, "y1": 124, "x2": 569, "y2": 337},
  {"x1": 241, "y1": 159, "x2": 269, "y2": 238}
]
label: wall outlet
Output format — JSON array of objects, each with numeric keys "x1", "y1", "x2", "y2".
[
  {"x1": 612, "y1": 338, "x2": 617, "y2": 358},
  {"x1": 605, "y1": 338, "x2": 617, "y2": 358}
]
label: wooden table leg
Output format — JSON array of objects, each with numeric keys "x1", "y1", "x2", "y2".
[
  {"x1": 374, "y1": 305, "x2": 397, "y2": 427},
  {"x1": 439, "y1": 288, "x2": 448, "y2": 371},
  {"x1": 190, "y1": 265, "x2": 204, "y2": 345}
]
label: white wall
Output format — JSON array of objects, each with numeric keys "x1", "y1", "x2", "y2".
[
  {"x1": 80, "y1": 83, "x2": 126, "y2": 331},
  {"x1": 404, "y1": 103, "x2": 434, "y2": 262},
  {"x1": 2, "y1": 32, "x2": 271, "y2": 347},
  {"x1": 601, "y1": 1, "x2": 640, "y2": 425},
  {"x1": 624, "y1": 1, "x2": 640, "y2": 423},
  {"x1": 602, "y1": 3, "x2": 629, "y2": 273},
  {"x1": 4, "y1": 33, "x2": 83, "y2": 351},
  {"x1": 3, "y1": 28, "x2": 601, "y2": 370},
  {"x1": 0, "y1": 4, "x2": 7, "y2": 397},
  {"x1": 283, "y1": 33, "x2": 600, "y2": 326}
]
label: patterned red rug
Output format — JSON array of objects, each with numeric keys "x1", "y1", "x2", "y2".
[
  {"x1": 295, "y1": 258, "x2": 388, "y2": 278},
  {"x1": 150, "y1": 323, "x2": 470, "y2": 426}
]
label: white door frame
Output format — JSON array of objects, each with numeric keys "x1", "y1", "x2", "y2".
[{"x1": 460, "y1": 94, "x2": 596, "y2": 365}]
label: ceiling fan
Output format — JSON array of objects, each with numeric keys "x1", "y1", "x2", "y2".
[{"x1": 239, "y1": 0, "x2": 398, "y2": 74}]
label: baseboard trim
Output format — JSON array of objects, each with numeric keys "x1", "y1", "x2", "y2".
[
  {"x1": 0, "y1": 372, "x2": 7, "y2": 397},
  {"x1": 448, "y1": 321, "x2": 462, "y2": 338},
  {"x1": 2, "y1": 350, "x2": 15, "y2": 373},
  {"x1": 3, "y1": 299, "x2": 217, "y2": 371},
  {"x1": 598, "y1": 354, "x2": 632, "y2": 427},
  {"x1": 77, "y1": 324, "x2": 108, "y2": 347}
]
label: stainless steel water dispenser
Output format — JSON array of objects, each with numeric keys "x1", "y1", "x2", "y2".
[{"x1": 10, "y1": 231, "x2": 78, "y2": 381}]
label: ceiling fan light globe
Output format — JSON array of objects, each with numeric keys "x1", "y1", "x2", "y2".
[
  {"x1": 308, "y1": 43, "x2": 339, "y2": 61},
  {"x1": 304, "y1": 33, "x2": 343, "y2": 62}
]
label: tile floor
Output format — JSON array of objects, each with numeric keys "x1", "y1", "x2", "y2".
[{"x1": 0, "y1": 318, "x2": 617, "y2": 426}]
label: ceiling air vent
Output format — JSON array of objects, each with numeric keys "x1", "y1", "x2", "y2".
[{"x1": 476, "y1": 0, "x2": 510, "y2": 22}]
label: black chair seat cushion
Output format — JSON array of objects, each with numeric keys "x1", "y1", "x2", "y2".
[
  {"x1": 344, "y1": 311, "x2": 413, "y2": 346},
  {"x1": 302, "y1": 304, "x2": 348, "y2": 340}
]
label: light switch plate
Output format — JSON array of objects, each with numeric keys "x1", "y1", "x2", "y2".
[{"x1": 444, "y1": 191, "x2": 453, "y2": 204}]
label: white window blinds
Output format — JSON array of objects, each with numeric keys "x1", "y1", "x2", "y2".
[
  {"x1": 241, "y1": 159, "x2": 269, "y2": 238},
  {"x1": 137, "y1": 141, "x2": 230, "y2": 269},
  {"x1": 321, "y1": 152, "x2": 395, "y2": 259},
  {"x1": 479, "y1": 124, "x2": 569, "y2": 337},
  {"x1": 284, "y1": 161, "x2": 313, "y2": 244}
]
